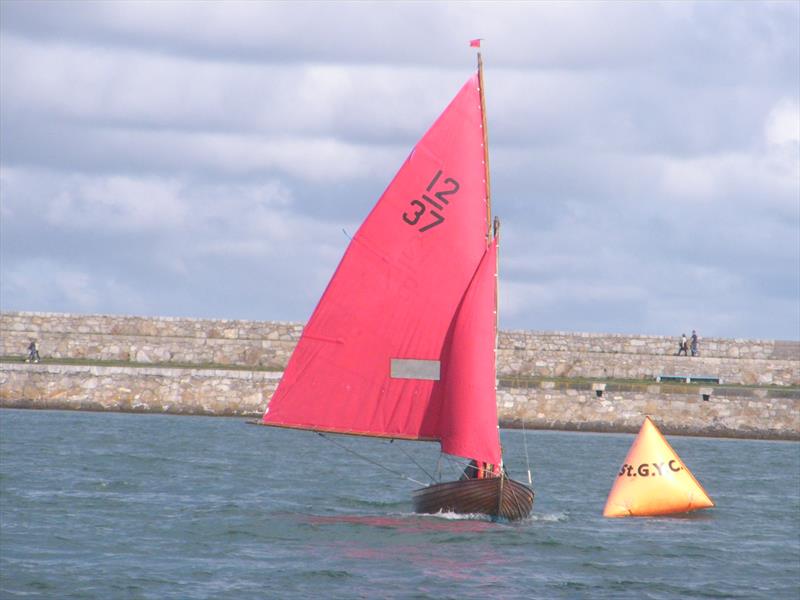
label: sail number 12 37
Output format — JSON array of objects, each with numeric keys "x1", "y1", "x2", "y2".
[{"x1": 402, "y1": 170, "x2": 460, "y2": 233}]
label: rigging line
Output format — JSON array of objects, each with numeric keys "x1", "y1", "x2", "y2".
[
  {"x1": 391, "y1": 440, "x2": 437, "y2": 484},
  {"x1": 440, "y1": 453, "x2": 469, "y2": 480},
  {"x1": 521, "y1": 418, "x2": 533, "y2": 486},
  {"x1": 317, "y1": 433, "x2": 427, "y2": 487},
  {"x1": 436, "y1": 453, "x2": 464, "y2": 482}
]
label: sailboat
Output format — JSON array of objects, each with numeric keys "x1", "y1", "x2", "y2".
[{"x1": 259, "y1": 52, "x2": 534, "y2": 521}]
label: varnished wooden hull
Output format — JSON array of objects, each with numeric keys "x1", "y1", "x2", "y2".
[{"x1": 412, "y1": 476, "x2": 534, "y2": 521}]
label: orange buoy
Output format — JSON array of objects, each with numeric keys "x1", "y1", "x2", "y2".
[{"x1": 603, "y1": 416, "x2": 714, "y2": 517}]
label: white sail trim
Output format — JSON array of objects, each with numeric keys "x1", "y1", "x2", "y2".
[{"x1": 390, "y1": 359, "x2": 440, "y2": 380}]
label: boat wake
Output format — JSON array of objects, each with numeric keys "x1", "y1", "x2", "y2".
[
  {"x1": 424, "y1": 510, "x2": 568, "y2": 525},
  {"x1": 303, "y1": 512, "x2": 500, "y2": 533},
  {"x1": 529, "y1": 511, "x2": 568, "y2": 523},
  {"x1": 423, "y1": 510, "x2": 496, "y2": 522}
]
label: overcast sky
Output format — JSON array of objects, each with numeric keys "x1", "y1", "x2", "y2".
[{"x1": 1, "y1": 0, "x2": 798, "y2": 341}]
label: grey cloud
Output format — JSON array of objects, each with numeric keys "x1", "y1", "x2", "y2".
[
  {"x1": 1, "y1": 1, "x2": 797, "y2": 340},
  {"x1": 4, "y1": 1, "x2": 796, "y2": 76}
]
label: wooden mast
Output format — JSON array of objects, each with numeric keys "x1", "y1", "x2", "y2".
[
  {"x1": 477, "y1": 51, "x2": 492, "y2": 242},
  {"x1": 493, "y1": 218, "x2": 502, "y2": 475},
  {"x1": 478, "y1": 48, "x2": 504, "y2": 480}
]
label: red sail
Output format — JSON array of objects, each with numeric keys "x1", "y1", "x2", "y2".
[
  {"x1": 438, "y1": 238, "x2": 500, "y2": 465},
  {"x1": 263, "y1": 73, "x2": 499, "y2": 463}
]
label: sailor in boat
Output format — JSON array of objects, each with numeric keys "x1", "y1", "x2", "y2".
[
  {"x1": 460, "y1": 459, "x2": 481, "y2": 480},
  {"x1": 459, "y1": 459, "x2": 500, "y2": 480}
]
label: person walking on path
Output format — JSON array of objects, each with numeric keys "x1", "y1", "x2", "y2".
[
  {"x1": 26, "y1": 340, "x2": 40, "y2": 363},
  {"x1": 690, "y1": 330, "x2": 699, "y2": 356},
  {"x1": 677, "y1": 333, "x2": 688, "y2": 356}
]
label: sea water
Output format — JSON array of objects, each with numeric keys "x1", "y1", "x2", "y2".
[{"x1": 1, "y1": 409, "x2": 798, "y2": 599}]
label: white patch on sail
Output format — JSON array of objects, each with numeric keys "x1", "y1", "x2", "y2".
[{"x1": 390, "y1": 359, "x2": 440, "y2": 381}]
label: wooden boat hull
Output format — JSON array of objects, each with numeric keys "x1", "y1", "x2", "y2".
[{"x1": 412, "y1": 476, "x2": 534, "y2": 521}]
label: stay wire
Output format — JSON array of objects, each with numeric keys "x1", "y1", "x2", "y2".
[
  {"x1": 521, "y1": 418, "x2": 533, "y2": 486},
  {"x1": 391, "y1": 439, "x2": 437, "y2": 484},
  {"x1": 317, "y1": 432, "x2": 427, "y2": 487},
  {"x1": 439, "y1": 453, "x2": 471, "y2": 480}
]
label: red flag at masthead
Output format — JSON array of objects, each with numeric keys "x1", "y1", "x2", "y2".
[{"x1": 470, "y1": 39, "x2": 482, "y2": 48}]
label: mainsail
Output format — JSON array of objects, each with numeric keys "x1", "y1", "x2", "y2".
[{"x1": 262, "y1": 73, "x2": 501, "y2": 465}]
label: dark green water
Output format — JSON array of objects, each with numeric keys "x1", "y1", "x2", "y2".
[{"x1": 1, "y1": 409, "x2": 798, "y2": 599}]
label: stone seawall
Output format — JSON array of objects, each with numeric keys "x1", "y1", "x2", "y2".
[
  {"x1": 498, "y1": 384, "x2": 799, "y2": 440},
  {"x1": 1, "y1": 363, "x2": 798, "y2": 440},
  {"x1": 1, "y1": 363, "x2": 280, "y2": 416},
  {"x1": 1, "y1": 312, "x2": 301, "y2": 369},
  {"x1": 2, "y1": 311, "x2": 798, "y2": 439},
  {"x1": 3, "y1": 312, "x2": 799, "y2": 386},
  {"x1": 496, "y1": 349, "x2": 799, "y2": 387}
]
